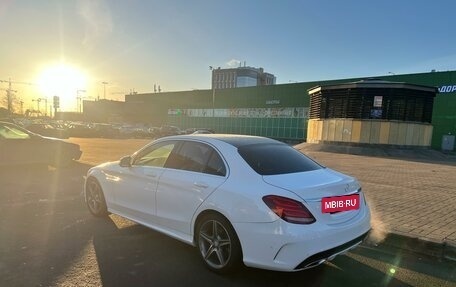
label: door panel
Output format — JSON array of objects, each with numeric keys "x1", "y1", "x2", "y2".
[
  {"x1": 156, "y1": 169, "x2": 226, "y2": 234},
  {"x1": 112, "y1": 166, "x2": 164, "y2": 223},
  {"x1": 156, "y1": 141, "x2": 228, "y2": 235},
  {"x1": 111, "y1": 141, "x2": 178, "y2": 224}
]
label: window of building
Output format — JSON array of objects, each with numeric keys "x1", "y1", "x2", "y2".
[{"x1": 236, "y1": 76, "x2": 257, "y2": 87}]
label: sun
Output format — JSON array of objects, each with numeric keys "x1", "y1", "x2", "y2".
[{"x1": 37, "y1": 64, "x2": 87, "y2": 111}]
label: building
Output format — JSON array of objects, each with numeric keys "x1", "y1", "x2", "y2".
[
  {"x1": 83, "y1": 99, "x2": 127, "y2": 123},
  {"x1": 211, "y1": 66, "x2": 276, "y2": 89},
  {"x1": 84, "y1": 70, "x2": 456, "y2": 151},
  {"x1": 306, "y1": 79, "x2": 437, "y2": 147}
]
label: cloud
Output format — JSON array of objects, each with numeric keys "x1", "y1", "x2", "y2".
[
  {"x1": 226, "y1": 59, "x2": 241, "y2": 68},
  {"x1": 77, "y1": 0, "x2": 113, "y2": 48}
]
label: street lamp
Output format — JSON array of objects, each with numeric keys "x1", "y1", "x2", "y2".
[
  {"x1": 32, "y1": 98, "x2": 42, "y2": 115},
  {"x1": 209, "y1": 66, "x2": 215, "y2": 117},
  {"x1": 40, "y1": 98, "x2": 48, "y2": 116},
  {"x1": 76, "y1": 89, "x2": 86, "y2": 113}
]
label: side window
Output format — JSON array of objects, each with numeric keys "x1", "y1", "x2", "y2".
[
  {"x1": 133, "y1": 142, "x2": 176, "y2": 167},
  {"x1": 166, "y1": 142, "x2": 210, "y2": 172},
  {"x1": 204, "y1": 150, "x2": 227, "y2": 176},
  {"x1": 165, "y1": 142, "x2": 226, "y2": 176},
  {"x1": 0, "y1": 125, "x2": 30, "y2": 140}
]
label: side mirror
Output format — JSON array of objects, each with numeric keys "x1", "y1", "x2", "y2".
[{"x1": 119, "y1": 156, "x2": 132, "y2": 167}]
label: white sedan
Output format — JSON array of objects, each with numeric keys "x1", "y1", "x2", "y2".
[{"x1": 84, "y1": 135, "x2": 371, "y2": 273}]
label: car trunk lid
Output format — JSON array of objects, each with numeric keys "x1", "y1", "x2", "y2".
[{"x1": 262, "y1": 168, "x2": 363, "y2": 224}]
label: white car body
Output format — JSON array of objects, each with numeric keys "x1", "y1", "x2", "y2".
[{"x1": 85, "y1": 134, "x2": 371, "y2": 272}]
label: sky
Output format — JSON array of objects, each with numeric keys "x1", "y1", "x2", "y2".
[{"x1": 1, "y1": 0, "x2": 456, "y2": 112}]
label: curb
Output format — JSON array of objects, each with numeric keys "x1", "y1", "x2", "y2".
[{"x1": 362, "y1": 232, "x2": 456, "y2": 262}]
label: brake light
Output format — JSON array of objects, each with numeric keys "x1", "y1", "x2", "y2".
[{"x1": 263, "y1": 195, "x2": 316, "y2": 224}]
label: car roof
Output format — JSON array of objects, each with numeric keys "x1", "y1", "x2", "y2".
[{"x1": 163, "y1": 134, "x2": 283, "y2": 148}]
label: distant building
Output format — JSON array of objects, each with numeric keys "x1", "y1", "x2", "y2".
[
  {"x1": 307, "y1": 79, "x2": 437, "y2": 147},
  {"x1": 83, "y1": 70, "x2": 456, "y2": 151},
  {"x1": 211, "y1": 66, "x2": 276, "y2": 89},
  {"x1": 0, "y1": 107, "x2": 9, "y2": 118},
  {"x1": 83, "y1": 99, "x2": 126, "y2": 123}
]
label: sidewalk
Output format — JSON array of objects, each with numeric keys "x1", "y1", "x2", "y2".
[{"x1": 296, "y1": 143, "x2": 456, "y2": 261}]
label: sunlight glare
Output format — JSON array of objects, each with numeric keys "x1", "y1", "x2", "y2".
[{"x1": 37, "y1": 64, "x2": 87, "y2": 111}]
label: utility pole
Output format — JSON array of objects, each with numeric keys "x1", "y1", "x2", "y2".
[
  {"x1": 102, "y1": 81, "x2": 108, "y2": 99},
  {"x1": 32, "y1": 98, "x2": 48, "y2": 116},
  {"x1": 32, "y1": 98, "x2": 42, "y2": 115},
  {"x1": 19, "y1": 99, "x2": 24, "y2": 115},
  {"x1": 0, "y1": 78, "x2": 37, "y2": 115},
  {"x1": 76, "y1": 89, "x2": 86, "y2": 113},
  {"x1": 0, "y1": 86, "x2": 17, "y2": 113},
  {"x1": 209, "y1": 66, "x2": 216, "y2": 117},
  {"x1": 7, "y1": 79, "x2": 12, "y2": 113},
  {"x1": 0, "y1": 78, "x2": 16, "y2": 114},
  {"x1": 41, "y1": 98, "x2": 48, "y2": 117}
]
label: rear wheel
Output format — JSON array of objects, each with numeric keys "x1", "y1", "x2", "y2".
[
  {"x1": 196, "y1": 213, "x2": 242, "y2": 274},
  {"x1": 86, "y1": 178, "x2": 108, "y2": 217}
]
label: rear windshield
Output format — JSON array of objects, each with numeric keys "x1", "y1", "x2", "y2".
[{"x1": 238, "y1": 143, "x2": 322, "y2": 175}]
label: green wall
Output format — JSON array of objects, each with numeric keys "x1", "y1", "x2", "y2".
[
  {"x1": 382, "y1": 71, "x2": 456, "y2": 149},
  {"x1": 165, "y1": 84, "x2": 311, "y2": 141},
  {"x1": 126, "y1": 71, "x2": 456, "y2": 150},
  {"x1": 168, "y1": 116, "x2": 306, "y2": 141}
]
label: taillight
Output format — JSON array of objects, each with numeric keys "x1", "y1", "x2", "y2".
[{"x1": 262, "y1": 195, "x2": 316, "y2": 224}]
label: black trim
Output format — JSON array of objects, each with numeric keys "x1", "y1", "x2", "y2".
[{"x1": 294, "y1": 231, "x2": 369, "y2": 270}]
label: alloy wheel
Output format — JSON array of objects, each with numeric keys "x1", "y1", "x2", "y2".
[{"x1": 198, "y1": 219, "x2": 232, "y2": 269}]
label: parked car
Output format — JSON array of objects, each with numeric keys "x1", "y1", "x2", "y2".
[
  {"x1": 25, "y1": 123, "x2": 69, "y2": 139},
  {"x1": 67, "y1": 123, "x2": 97, "y2": 138},
  {"x1": 84, "y1": 134, "x2": 370, "y2": 273},
  {"x1": 0, "y1": 121, "x2": 82, "y2": 167},
  {"x1": 192, "y1": 129, "x2": 214, "y2": 134},
  {"x1": 184, "y1": 128, "x2": 214, "y2": 134},
  {"x1": 93, "y1": 123, "x2": 120, "y2": 138},
  {"x1": 158, "y1": 125, "x2": 183, "y2": 137}
]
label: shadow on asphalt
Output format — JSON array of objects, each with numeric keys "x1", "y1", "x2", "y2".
[
  {"x1": 0, "y1": 162, "x2": 94, "y2": 286},
  {"x1": 92, "y1": 219, "x2": 449, "y2": 287},
  {"x1": 0, "y1": 162, "x2": 453, "y2": 286},
  {"x1": 88, "y1": 219, "x2": 415, "y2": 287}
]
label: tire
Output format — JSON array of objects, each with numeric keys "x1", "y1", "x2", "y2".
[
  {"x1": 196, "y1": 213, "x2": 242, "y2": 274},
  {"x1": 85, "y1": 177, "x2": 108, "y2": 217}
]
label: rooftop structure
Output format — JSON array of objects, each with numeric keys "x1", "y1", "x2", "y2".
[{"x1": 211, "y1": 66, "x2": 276, "y2": 90}]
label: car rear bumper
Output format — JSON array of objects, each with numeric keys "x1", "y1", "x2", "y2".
[
  {"x1": 73, "y1": 149, "x2": 82, "y2": 160},
  {"x1": 233, "y1": 206, "x2": 371, "y2": 272}
]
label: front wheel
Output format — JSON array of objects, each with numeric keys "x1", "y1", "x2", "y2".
[
  {"x1": 196, "y1": 213, "x2": 242, "y2": 274},
  {"x1": 86, "y1": 178, "x2": 108, "y2": 217}
]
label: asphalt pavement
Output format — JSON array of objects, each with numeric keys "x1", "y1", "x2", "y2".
[
  {"x1": 69, "y1": 138, "x2": 456, "y2": 261},
  {"x1": 0, "y1": 138, "x2": 455, "y2": 286}
]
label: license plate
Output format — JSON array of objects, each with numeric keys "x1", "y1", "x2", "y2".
[{"x1": 321, "y1": 194, "x2": 360, "y2": 213}]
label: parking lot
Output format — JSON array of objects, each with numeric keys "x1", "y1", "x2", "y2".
[{"x1": 0, "y1": 138, "x2": 455, "y2": 287}]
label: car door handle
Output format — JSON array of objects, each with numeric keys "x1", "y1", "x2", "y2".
[
  {"x1": 145, "y1": 172, "x2": 157, "y2": 178},
  {"x1": 193, "y1": 182, "x2": 209, "y2": 188}
]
